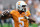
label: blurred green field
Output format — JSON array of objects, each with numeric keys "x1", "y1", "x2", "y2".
[
  {"x1": 0, "y1": 23, "x2": 38, "y2": 27},
  {"x1": 0, "y1": 23, "x2": 12, "y2": 27}
]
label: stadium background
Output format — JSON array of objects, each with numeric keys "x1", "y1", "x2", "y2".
[{"x1": 0, "y1": 0, "x2": 40, "y2": 27}]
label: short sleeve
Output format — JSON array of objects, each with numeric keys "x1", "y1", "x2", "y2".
[
  {"x1": 26, "y1": 11, "x2": 31, "y2": 16},
  {"x1": 10, "y1": 10, "x2": 14, "y2": 14},
  {"x1": 10, "y1": 11, "x2": 13, "y2": 14}
]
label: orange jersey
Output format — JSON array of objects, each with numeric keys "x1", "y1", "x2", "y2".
[{"x1": 10, "y1": 10, "x2": 31, "y2": 27}]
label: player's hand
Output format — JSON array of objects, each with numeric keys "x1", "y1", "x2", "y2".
[{"x1": 24, "y1": 16, "x2": 29, "y2": 19}]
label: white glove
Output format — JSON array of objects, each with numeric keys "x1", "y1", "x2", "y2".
[
  {"x1": 24, "y1": 16, "x2": 29, "y2": 19},
  {"x1": 26, "y1": 16, "x2": 29, "y2": 19}
]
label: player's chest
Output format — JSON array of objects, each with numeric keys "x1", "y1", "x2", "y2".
[{"x1": 13, "y1": 12, "x2": 25, "y2": 18}]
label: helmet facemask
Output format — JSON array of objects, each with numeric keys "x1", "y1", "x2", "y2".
[{"x1": 18, "y1": 5, "x2": 26, "y2": 12}]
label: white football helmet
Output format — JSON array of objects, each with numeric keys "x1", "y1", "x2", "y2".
[{"x1": 16, "y1": 1, "x2": 27, "y2": 12}]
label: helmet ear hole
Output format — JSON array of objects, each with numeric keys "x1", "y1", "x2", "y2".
[
  {"x1": 18, "y1": 6, "x2": 20, "y2": 8},
  {"x1": 18, "y1": 6, "x2": 20, "y2": 9}
]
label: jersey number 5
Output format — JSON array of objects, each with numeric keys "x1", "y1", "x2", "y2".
[{"x1": 18, "y1": 17, "x2": 24, "y2": 27}]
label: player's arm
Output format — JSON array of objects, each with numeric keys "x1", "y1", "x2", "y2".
[
  {"x1": 24, "y1": 10, "x2": 31, "y2": 19},
  {"x1": 0, "y1": 10, "x2": 13, "y2": 19},
  {"x1": 25, "y1": 11, "x2": 35, "y2": 23}
]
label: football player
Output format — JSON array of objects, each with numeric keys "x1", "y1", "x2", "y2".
[
  {"x1": 0, "y1": 1, "x2": 31, "y2": 27},
  {"x1": 10, "y1": 1, "x2": 31, "y2": 27}
]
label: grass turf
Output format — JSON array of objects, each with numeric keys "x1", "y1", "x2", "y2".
[
  {"x1": 0, "y1": 23, "x2": 38, "y2": 27},
  {"x1": 0, "y1": 23, "x2": 12, "y2": 27}
]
